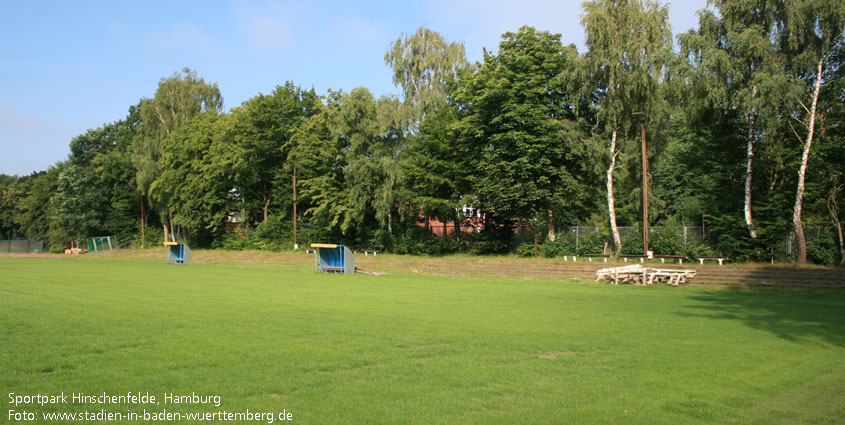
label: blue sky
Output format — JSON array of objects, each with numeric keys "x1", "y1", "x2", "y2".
[{"x1": 0, "y1": 0, "x2": 709, "y2": 176}]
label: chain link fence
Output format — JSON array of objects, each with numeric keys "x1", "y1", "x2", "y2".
[
  {"x1": 0, "y1": 239, "x2": 47, "y2": 253},
  {"x1": 555, "y1": 225, "x2": 834, "y2": 258}
]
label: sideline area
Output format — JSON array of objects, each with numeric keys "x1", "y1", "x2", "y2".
[{"x1": 6, "y1": 248, "x2": 842, "y2": 292}]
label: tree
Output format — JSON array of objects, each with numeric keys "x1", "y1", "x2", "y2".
[
  {"x1": 293, "y1": 88, "x2": 407, "y2": 246},
  {"x1": 385, "y1": 27, "x2": 468, "y2": 119},
  {"x1": 50, "y1": 162, "x2": 108, "y2": 241},
  {"x1": 775, "y1": 0, "x2": 844, "y2": 265},
  {"x1": 0, "y1": 175, "x2": 21, "y2": 239},
  {"x1": 227, "y1": 82, "x2": 320, "y2": 223},
  {"x1": 401, "y1": 105, "x2": 470, "y2": 239},
  {"x1": 132, "y1": 68, "x2": 223, "y2": 243},
  {"x1": 152, "y1": 113, "x2": 232, "y2": 245},
  {"x1": 452, "y1": 26, "x2": 590, "y2": 241},
  {"x1": 679, "y1": 2, "x2": 785, "y2": 241},
  {"x1": 61, "y1": 112, "x2": 141, "y2": 243},
  {"x1": 581, "y1": 0, "x2": 673, "y2": 253}
]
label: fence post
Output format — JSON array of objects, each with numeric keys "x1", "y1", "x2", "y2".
[{"x1": 576, "y1": 226, "x2": 579, "y2": 249}]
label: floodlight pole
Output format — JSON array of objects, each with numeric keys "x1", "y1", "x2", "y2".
[
  {"x1": 641, "y1": 122, "x2": 649, "y2": 256},
  {"x1": 293, "y1": 166, "x2": 298, "y2": 249}
]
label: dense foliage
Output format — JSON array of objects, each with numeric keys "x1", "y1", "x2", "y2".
[{"x1": 2, "y1": 1, "x2": 842, "y2": 265}]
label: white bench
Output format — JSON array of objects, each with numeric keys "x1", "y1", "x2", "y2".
[{"x1": 695, "y1": 256, "x2": 728, "y2": 265}]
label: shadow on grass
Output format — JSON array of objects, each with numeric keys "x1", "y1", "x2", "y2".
[{"x1": 680, "y1": 288, "x2": 845, "y2": 347}]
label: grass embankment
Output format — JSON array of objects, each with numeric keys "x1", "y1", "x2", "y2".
[{"x1": 2, "y1": 256, "x2": 843, "y2": 424}]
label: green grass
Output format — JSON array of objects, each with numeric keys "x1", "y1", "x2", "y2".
[{"x1": 2, "y1": 256, "x2": 843, "y2": 424}]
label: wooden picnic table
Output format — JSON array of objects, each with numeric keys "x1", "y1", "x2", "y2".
[{"x1": 596, "y1": 265, "x2": 696, "y2": 286}]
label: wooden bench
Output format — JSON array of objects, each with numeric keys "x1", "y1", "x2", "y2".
[
  {"x1": 619, "y1": 254, "x2": 649, "y2": 263},
  {"x1": 322, "y1": 266, "x2": 344, "y2": 272},
  {"x1": 561, "y1": 254, "x2": 578, "y2": 262},
  {"x1": 583, "y1": 254, "x2": 610, "y2": 263},
  {"x1": 694, "y1": 256, "x2": 728, "y2": 266},
  {"x1": 306, "y1": 249, "x2": 315, "y2": 254},
  {"x1": 362, "y1": 249, "x2": 379, "y2": 256},
  {"x1": 653, "y1": 255, "x2": 688, "y2": 264}
]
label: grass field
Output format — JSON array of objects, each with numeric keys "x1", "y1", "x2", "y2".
[{"x1": 2, "y1": 254, "x2": 844, "y2": 424}]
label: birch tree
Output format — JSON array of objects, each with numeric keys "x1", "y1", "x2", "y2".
[
  {"x1": 385, "y1": 27, "x2": 468, "y2": 120},
  {"x1": 132, "y1": 68, "x2": 222, "y2": 242},
  {"x1": 679, "y1": 1, "x2": 784, "y2": 241},
  {"x1": 776, "y1": 0, "x2": 844, "y2": 265},
  {"x1": 581, "y1": 0, "x2": 673, "y2": 253}
]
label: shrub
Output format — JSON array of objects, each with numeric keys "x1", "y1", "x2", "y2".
[
  {"x1": 621, "y1": 226, "x2": 643, "y2": 254},
  {"x1": 650, "y1": 227, "x2": 683, "y2": 255},
  {"x1": 807, "y1": 234, "x2": 837, "y2": 266},
  {"x1": 576, "y1": 230, "x2": 607, "y2": 255},
  {"x1": 130, "y1": 227, "x2": 164, "y2": 248},
  {"x1": 392, "y1": 226, "x2": 460, "y2": 256},
  {"x1": 49, "y1": 243, "x2": 66, "y2": 254},
  {"x1": 516, "y1": 243, "x2": 536, "y2": 257},
  {"x1": 541, "y1": 237, "x2": 575, "y2": 258},
  {"x1": 468, "y1": 226, "x2": 512, "y2": 255},
  {"x1": 684, "y1": 242, "x2": 717, "y2": 258}
]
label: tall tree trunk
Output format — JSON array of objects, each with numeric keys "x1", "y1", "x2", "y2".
[
  {"x1": 168, "y1": 211, "x2": 176, "y2": 243},
  {"x1": 745, "y1": 85, "x2": 759, "y2": 240},
  {"x1": 828, "y1": 196, "x2": 845, "y2": 267},
  {"x1": 793, "y1": 58, "x2": 824, "y2": 266},
  {"x1": 139, "y1": 193, "x2": 145, "y2": 248},
  {"x1": 607, "y1": 126, "x2": 622, "y2": 254},
  {"x1": 163, "y1": 224, "x2": 169, "y2": 245},
  {"x1": 262, "y1": 196, "x2": 270, "y2": 222},
  {"x1": 547, "y1": 208, "x2": 556, "y2": 242},
  {"x1": 293, "y1": 166, "x2": 297, "y2": 249},
  {"x1": 641, "y1": 123, "x2": 649, "y2": 255},
  {"x1": 388, "y1": 212, "x2": 393, "y2": 234}
]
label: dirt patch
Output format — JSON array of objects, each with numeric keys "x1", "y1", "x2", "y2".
[
  {"x1": 0, "y1": 253, "x2": 59, "y2": 258},
  {"x1": 538, "y1": 352, "x2": 576, "y2": 359},
  {"x1": 408, "y1": 344, "x2": 441, "y2": 350}
]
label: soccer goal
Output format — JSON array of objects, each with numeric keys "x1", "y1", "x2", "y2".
[{"x1": 86, "y1": 236, "x2": 117, "y2": 253}]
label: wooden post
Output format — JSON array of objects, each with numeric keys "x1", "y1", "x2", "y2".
[
  {"x1": 642, "y1": 122, "x2": 649, "y2": 256},
  {"x1": 293, "y1": 166, "x2": 298, "y2": 249}
]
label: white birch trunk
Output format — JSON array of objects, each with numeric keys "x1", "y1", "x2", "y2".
[
  {"x1": 547, "y1": 208, "x2": 556, "y2": 242},
  {"x1": 744, "y1": 85, "x2": 758, "y2": 239},
  {"x1": 607, "y1": 127, "x2": 622, "y2": 253},
  {"x1": 792, "y1": 58, "x2": 824, "y2": 266}
]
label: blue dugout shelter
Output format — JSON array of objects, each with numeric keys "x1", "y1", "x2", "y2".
[
  {"x1": 311, "y1": 243, "x2": 355, "y2": 274},
  {"x1": 164, "y1": 242, "x2": 192, "y2": 264}
]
